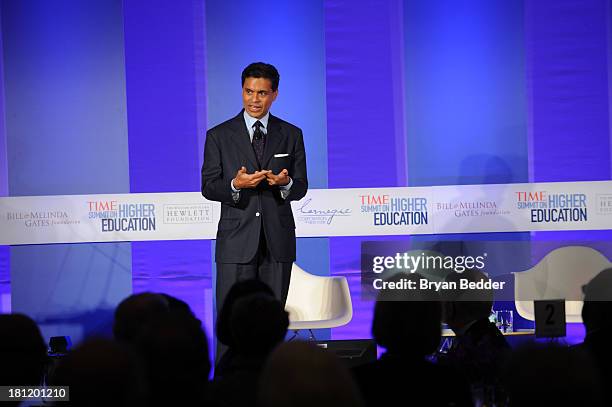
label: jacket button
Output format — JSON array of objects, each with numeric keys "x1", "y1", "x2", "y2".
[{"x1": 255, "y1": 212, "x2": 260, "y2": 217}]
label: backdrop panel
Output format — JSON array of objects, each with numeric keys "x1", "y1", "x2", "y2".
[
  {"x1": 123, "y1": 0, "x2": 212, "y2": 334},
  {"x1": 526, "y1": 0, "x2": 612, "y2": 344},
  {"x1": 527, "y1": 0, "x2": 611, "y2": 183},
  {"x1": 0, "y1": 5, "x2": 8, "y2": 314},
  {"x1": 404, "y1": 0, "x2": 528, "y2": 187},
  {"x1": 325, "y1": 0, "x2": 406, "y2": 340},
  {"x1": 1, "y1": 0, "x2": 132, "y2": 342}
]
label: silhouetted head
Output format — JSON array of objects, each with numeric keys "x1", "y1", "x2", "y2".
[
  {"x1": 0, "y1": 313, "x2": 47, "y2": 386},
  {"x1": 160, "y1": 293, "x2": 195, "y2": 317},
  {"x1": 582, "y1": 267, "x2": 612, "y2": 333},
  {"x1": 51, "y1": 338, "x2": 146, "y2": 406},
  {"x1": 113, "y1": 292, "x2": 169, "y2": 344},
  {"x1": 503, "y1": 344, "x2": 604, "y2": 407},
  {"x1": 216, "y1": 279, "x2": 275, "y2": 347},
  {"x1": 442, "y1": 269, "x2": 494, "y2": 331},
  {"x1": 230, "y1": 293, "x2": 288, "y2": 357},
  {"x1": 258, "y1": 341, "x2": 364, "y2": 407},
  {"x1": 372, "y1": 272, "x2": 442, "y2": 357},
  {"x1": 137, "y1": 313, "x2": 210, "y2": 405}
]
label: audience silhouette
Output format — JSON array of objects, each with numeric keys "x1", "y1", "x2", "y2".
[
  {"x1": 503, "y1": 344, "x2": 604, "y2": 407},
  {"x1": 112, "y1": 292, "x2": 209, "y2": 406},
  {"x1": 4, "y1": 264, "x2": 612, "y2": 407},
  {"x1": 0, "y1": 314, "x2": 48, "y2": 406},
  {"x1": 209, "y1": 290, "x2": 288, "y2": 407},
  {"x1": 50, "y1": 338, "x2": 146, "y2": 406},
  {"x1": 258, "y1": 341, "x2": 365, "y2": 407},
  {"x1": 137, "y1": 311, "x2": 210, "y2": 406},
  {"x1": 576, "y1": 267, "x2": 612, "y2": 404},
  {"x1": 113, "y1": 292, "x2": 170, "y2": 345},
  {"x1": 214, "y1": 279, "x2": 275, "y2": 377},
  {"x1": 438, "y1": 268, "x2": 510, "y2": 391},
  {"x1": 352, "y1": 272, "x2": 472, "y2": 407}
]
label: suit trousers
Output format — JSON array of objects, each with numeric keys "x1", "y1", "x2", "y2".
[{"x1": 214, "y1": 226, "x2": 292, "y2": 363}]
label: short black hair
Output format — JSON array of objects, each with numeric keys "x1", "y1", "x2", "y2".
[{"x1": 241, "y1": 62, "x2": 280, "y2": 91}]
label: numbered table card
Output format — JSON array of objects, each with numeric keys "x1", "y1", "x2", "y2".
[{"x1": 534, "y1": 300, "x2": 566, "y2": 338}]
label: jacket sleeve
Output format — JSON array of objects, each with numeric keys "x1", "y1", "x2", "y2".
[
  {"x1": 286, "y1": 129, "x2": 308, "y2": 202},
  {"x1": 201, "y1": 130, "x2": 237, "y2": 205}
]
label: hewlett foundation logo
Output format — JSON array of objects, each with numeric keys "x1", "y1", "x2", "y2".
[
  {"x1": 163, "y1": 204, "x2": 213, "y2": 224},
  {"x1": 597, "y1": 195, "x2": 612, "y2": 215}
]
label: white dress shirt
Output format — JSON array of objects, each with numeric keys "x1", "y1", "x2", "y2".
[{"x1": 230, "y1": 111, "x2": 292, "y2": 200}]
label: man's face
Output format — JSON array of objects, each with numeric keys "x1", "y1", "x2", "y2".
[{"x1": 242, "y1": 77, "x2": 278, "y2": 119}]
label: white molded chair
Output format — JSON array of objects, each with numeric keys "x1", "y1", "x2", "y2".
[
  {"x1": 514, "y1": 246, "x2": 612, "y2": 323},
  {"x1": 284, "y1": 263, "x2": 353, "y2": 338}
]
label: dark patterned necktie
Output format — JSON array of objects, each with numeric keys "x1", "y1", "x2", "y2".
[{"x1": 252, "y1": 120, "x2": 265, "y2": 166}]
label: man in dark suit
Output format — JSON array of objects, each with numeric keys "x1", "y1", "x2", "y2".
[{"x1": 201, "y1": 62, "x2": 307, "y2": 352}]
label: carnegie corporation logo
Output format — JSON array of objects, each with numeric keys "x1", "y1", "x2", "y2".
[
  {"x1": 163, "y1": 204, "x2": 213, "y2": 224},
  {"x1": 6, "y1": 210, "x2": 79, "y2": 228},
  {"x1": 88, "y1": 200, "x2": 156, "y2": 232},
  {"x1": 435, "y1": 200, "x2": 509, "y2": 217},
  {"x1": 295, "y1": 198, "x2": 351, "y2": 225},
  {"x1": 359, "y1": 194, "x2": 428, "y2": 226},
  {"x1": 597, "y1": 195, "x2": 612, "y2": 215},
  {"x1": 515, "y1": 191, "x2": 587, "y2": 223}
]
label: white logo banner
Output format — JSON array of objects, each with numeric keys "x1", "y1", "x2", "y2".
[{"x1": 0, "y1": 181, "x2": 610, "y2": 245}]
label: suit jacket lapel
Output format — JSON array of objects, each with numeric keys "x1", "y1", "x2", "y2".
[
  {"x1": 229, "y1": 111, "x2": 259, "y2": 169},
  {"x1": 262, "y1": 114, "x2": 283, "y2": 169}
]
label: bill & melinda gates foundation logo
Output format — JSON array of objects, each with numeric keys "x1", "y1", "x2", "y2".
[
  {"x1": 359, "y1": 194, "x2": 428, "y2": 226},
  {"x1": 88, "y1": 200, "x2": 156, "y2": 232},
  {"x1": 515, "y1": 191, "x2": 588, "y2": 223},
  {"x1": 6, "y1": 210, "x2": 79, "y2": 228},
  {"x1": 435, "y1": 200, "x2": 509, "y2": 218}
]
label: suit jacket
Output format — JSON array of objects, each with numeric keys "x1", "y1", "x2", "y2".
[{"x1": 201, "y1": 111, "x2": 308, "y2": 263}]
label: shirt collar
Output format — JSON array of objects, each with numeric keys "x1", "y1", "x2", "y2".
[{"x1": 243, "y1": 110, "x2": 270, "y2": 131}]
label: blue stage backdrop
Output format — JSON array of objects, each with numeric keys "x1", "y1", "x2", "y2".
[
  {"x1": 0, "y1": 5, "x2": 8, "y2": 314},
  {"x1": 525, "y1": 0, "x2": 612, "y2": 340},
  {"x1": 327, "y1": 0, "x2": 530, "y2": 340},
  {"x1": 325, "y1": 0, "x2": 408, "y2": 340},
  {"x1": 122, "y1": 0, "x2": 213, "y2": 341},
  {"x1": 1, "y1": 0, "x2": 132, "y2": 342},
  {"x1": 0, "y1": 0, "x2": 611, "y2": 347}
]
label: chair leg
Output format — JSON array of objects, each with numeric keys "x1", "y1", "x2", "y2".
[
  {"x1": 287, "y1": 330, "x2": 317, "y2": 341},
  {"x1": 287, "y1": 330, "x2": 299, "y2": 341}
]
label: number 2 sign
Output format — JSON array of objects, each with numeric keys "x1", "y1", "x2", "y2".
[{"x1": 535, "y1": 300, "x2": 566, "y2": 338}]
